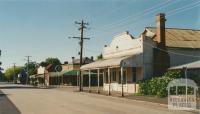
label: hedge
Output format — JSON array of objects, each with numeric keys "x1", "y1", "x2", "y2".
[{"x1": 138, "y1": 71, "x2": 181, "y2": 97}]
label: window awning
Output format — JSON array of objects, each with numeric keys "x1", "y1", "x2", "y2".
[{"x1": 81, "y1": 54, "x2": 142, "y2": 70}]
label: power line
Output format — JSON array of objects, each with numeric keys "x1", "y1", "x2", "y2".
[
  {"x1": 93, "y1": 0, "x2": 199, "y2": 36},
  {"x1": 96, "y1": 0, "x2": 175, "y2": 31},
  {"x1": 167, "y1": 0, "x2": 200, "y2": 15},
  {"x1": 103, "y1": 0, "x2": 198, "y2": 32},
  {"x1": 167, "y1": 1, "x2": 200, "y2": 17},
  {"x1": 84, "y1": 48, "x2": 102, "y2": 54}
]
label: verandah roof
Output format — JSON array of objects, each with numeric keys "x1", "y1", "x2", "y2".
[
  {"x1": 169, "y1": 60, "x2": 200, "y2": 70},
  {"x1": 80, "y1": 54, "x2": 142, "y2": 70},
  {"x1": 34, "y1": 70, "x2": 80, "y2": 78}
]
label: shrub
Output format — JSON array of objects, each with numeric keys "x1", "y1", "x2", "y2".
[{"x1": 139, "y1": 71, "x2": 181, "y2": 97}]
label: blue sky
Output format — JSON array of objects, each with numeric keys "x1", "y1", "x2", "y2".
[{"x1": 0, "y1": 0, "x2": 200, "y2": 70}]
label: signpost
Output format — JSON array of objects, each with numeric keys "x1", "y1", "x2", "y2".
[{"x1": 55, "y1": 65, "x2": 62, "y2": 85}]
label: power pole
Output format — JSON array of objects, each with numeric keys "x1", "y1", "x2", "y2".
[
  {"x1": 25, "y1": 56, "x2": 31, "y2": 85},
  {"x1": 13, "y1": 63, "x2": 16, "y2": 83},
  {"x1": 0, "y1": 50, "x2": 2, "y2": 67},
  {"x1": 69, "y1": 20, "x2": 90, "y2": 91}
]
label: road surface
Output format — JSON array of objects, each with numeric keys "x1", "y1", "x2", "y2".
[{"x1": 0, "y1": 83, "x2": 196, "y2": 114}]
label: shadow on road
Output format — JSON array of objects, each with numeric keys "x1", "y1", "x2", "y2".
[{"x1": 0, "y1": 90, "x2": 21, "y2": 114}]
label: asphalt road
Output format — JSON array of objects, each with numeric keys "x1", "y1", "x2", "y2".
[{"x1": 0, "y1": 83, "x2": 197, "y2": 114}]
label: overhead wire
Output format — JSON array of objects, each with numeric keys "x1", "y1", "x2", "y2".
[
  {"x1": 87, "y1": 1, "x2": 200, "y2": 58},
  {"x1": 97, "y1": 0, "x2": 173, "y2": 31}
]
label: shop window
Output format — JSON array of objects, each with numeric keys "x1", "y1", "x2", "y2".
[
  {"x1": 105, "y1": 72, "x2": 108, "y2": 83},
  {"x1": 112, "y1": 70, "x2": 116, "y2": 81}
]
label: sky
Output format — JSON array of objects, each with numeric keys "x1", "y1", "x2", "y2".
[{"x1": 0, "y1": 0, "x2": 200, "y2": 70}]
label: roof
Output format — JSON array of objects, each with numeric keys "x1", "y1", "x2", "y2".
[
  {"x1": 63, "y1": 70, "x2": 80, "y2": 76},
  {"x1": 146, "y1": 27, "x2": 200, "y2": 49},
  {"x1": 71, "y1": 57, "x2": 94, "y2": 65},
  {"x1": 81, "y1": 54, "x2": 142, "y2": 70},
  {"x1": 167, "y1": 79, "x2": 198, "y2": 88},
  {"x1": 169, "y1": 60, "x2": 200, "y2": 70},
  {"x1": 81, "y1": 56, "x2": 127, "y2": 70},
  {"x1": 35, "y1": 70, "x2": 95, "y2": 78}
]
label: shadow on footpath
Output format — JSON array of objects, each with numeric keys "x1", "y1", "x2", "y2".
[
  {"x1": 0, "y1": 90, "x2": 21, "y2": 114},
  {"x1": 0, "y1": 84, "x2": 54, "y2": 90}
]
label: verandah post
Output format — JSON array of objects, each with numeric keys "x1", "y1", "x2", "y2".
[
  {"x1": 121, "y1": 67, "x2": 124, "y2": 97},
  {"x1": 89, "y1": 69, "x2": 91, "y2": 92},
  {"x1": 97, "y1": 69, "x2": 100, "y2": 94},
  {"x1": 108, "y1": 68, "x2": 111, "y2": 95}
]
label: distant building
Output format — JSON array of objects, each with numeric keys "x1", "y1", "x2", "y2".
[{"x1": 33, "y1": 57, "x2": 94, "y2": 86}]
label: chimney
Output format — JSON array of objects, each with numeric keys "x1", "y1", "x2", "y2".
[
  {"x1": 91, "y1": 56, "x2": 94, "y2": 61},
  {"x1": 72, "y1": 57, "x2": 75, "y2": 64},
  {"x1": 156, "y1": 13, "x2": 166, "y2": 45},
  {"x1": 153, "y1": 13, "x2": 170, "y2": 76},
  {"x1": 64, "y1": 61, "x2": 68, "y2": 64}
]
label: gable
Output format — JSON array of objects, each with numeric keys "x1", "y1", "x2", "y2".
[{"x1": 103, "y1": 32, "x2": 142, "y2": 59}]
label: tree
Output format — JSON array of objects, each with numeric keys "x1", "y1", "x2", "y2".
[
  {"x1": 24, "y1": 62, "x2": 38, "y2": 76},
  {"x1": 0, "y1": 71, "x2": 6, "y2": 81},
  {"x1": 40, "y1": 61, "x2": 48, "y2": 67},
  {"x1": 97, "y1": 54, "x2": 103, "y2": 60},
  {"x1": 40, "y1": 57, "x2": 61, "y2": 67},
  {"x1": 4, "y1": 66, "x2": 23, "y2": 81}
]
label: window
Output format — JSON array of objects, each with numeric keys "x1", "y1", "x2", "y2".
[
  {"x1": 112, "y1": 70, "x2": 116, "y2": 82},
  {"x1": 123, "y1": 71, "x2": 126, "y2": 84},
  {"x1": 132, "y1": 67, "x2": 136, "y2": 82},
  {"x1": 105, "y1": 72, "x2": 108, "y2": 83}
]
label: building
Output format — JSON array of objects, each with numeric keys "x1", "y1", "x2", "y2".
[
  {"x1": 80, "y1": 13, "x2": 200, "y2": 95},
  {"x1": 169, "y1": 60, "x2": 200, "y2": 85},
  {"x1": 33, "y1": 57, "x2": 94, "y2": 86}
]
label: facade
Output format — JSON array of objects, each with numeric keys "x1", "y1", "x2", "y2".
[
  {"x1": 144, "y1": 27, "x2": 200, "y2": 67},
  {"x1": 33, "y1": 57, "x2": 94, "y2": 86},
  {"x1": 81, "y1": 13, "x2": 200, "y2": 94},
  {"x1": 81, "y1": 31, "x2": 143, "y2": 94}
]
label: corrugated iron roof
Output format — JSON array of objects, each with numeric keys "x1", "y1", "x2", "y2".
[
  {"x1": 146, "y1": 27, "x2": 200, "y2": 48},
  {"x1": 169, "y1": 60, "x2": 200, "y2": 69}
]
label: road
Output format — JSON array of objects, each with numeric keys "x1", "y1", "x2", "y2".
[{"x1": 0, "y1": 83, "x2": 196, "y2": 114}]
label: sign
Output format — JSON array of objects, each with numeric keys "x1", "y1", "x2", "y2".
[
  {"x1": 167, "y1": 78, "x2": 198, "y2": 110},
  {"x1": 55, "y1": 65, "x2": 62, "y2": 72}
]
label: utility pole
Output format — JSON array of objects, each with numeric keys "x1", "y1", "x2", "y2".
[
  {"x1": 69, "y1": 20, "x2": 90, "y2": 91},
  {"x1": 0, "y1": 50, "x2": 2, "y2": 67},
  {"x1": 13, "y1": 63, "x2": 16, "y2": 83},
  {"x1": 25, "y1": 56, "x2": 31, "y2": 85}
]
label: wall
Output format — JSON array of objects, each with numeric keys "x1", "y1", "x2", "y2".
[
  {"x1": 61, "y1": 64, "x2": 80, "y2": 71},
  {"x1": 136, "y1": 67, "x2": 143, "y2": 81},
  {"x1": 168, "y1": 48, "x2": 200, "y2": 67},
  {"x1": 142, "y1": 35, "x2": 156, "y2": 78},
  {"x1": 37, "y1": 66, "x2": 45, "y2": 74},
  {"x1": 103, "y1": 83, "x2": 139, "y2": 93},
  {"x1": 103, "y1": 32, "x2": 143, "y2": 59}
]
